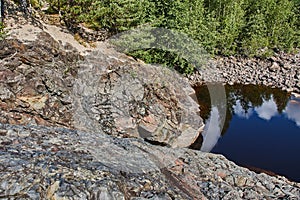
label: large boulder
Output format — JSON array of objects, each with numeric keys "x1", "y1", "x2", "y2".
[{"x1": 72, "y1": 43, "x2": 204, "y2": 147}]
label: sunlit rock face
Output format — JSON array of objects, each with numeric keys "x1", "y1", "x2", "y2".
[
  {"x1": 73, "y1": 45, "x2": 204, "y2": 148},
  {"x1": 0, "y1": 22, "x2": 204, "y2": 148},
  {"x1": 3, "y1": 2, "x2": 205, "y2": 149},
  {"x1": 0, "y1": 34, "x2": 81, "y2": 128}
]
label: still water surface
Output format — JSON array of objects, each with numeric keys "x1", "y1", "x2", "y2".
[{"x1": 191, "y1": 84, "x2": 300, "y2": 182}]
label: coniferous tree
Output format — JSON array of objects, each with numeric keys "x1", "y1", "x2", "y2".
[{"x1": 43, "y1": 0, "x2": 300, "y2": 70}]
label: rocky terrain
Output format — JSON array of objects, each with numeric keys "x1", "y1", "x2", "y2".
[
  {"x1": 190, "y1": 52, "x2": 300, "y2": 93},
  {"x1": 0, "y1": 1, "x2": 300, "y2": 199},
  {"x1": 1, "y1": 124, "x2": 300, "y2": 199},
  {"x1": 2, "y1": 18, "x2": 203, "y2": 148}
]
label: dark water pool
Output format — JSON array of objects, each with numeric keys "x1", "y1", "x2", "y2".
[{"x1": 191, "y1": 84, "x2": 300, "y2": 182}]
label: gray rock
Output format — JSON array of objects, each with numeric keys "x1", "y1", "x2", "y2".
[
  {"x1": 0, "y1": 84, "x2": 14, "y2": 100},
  {"x1": 283, "y1": 63, "x2": 292, "y2": 70},
  {"x1": 0, "y1": 124, "x2": 299, "y2": 199},
  {"x1": 73, "y1": 45, "x2": 204, "y2": 147}
]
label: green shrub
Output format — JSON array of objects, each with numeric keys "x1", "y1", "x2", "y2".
[
  {"x1": 129, "y1": 49, "x2": 194, "y2": 74},
  {"x1": 45, "y1": 0, "x2": 300, "y2": 73}
]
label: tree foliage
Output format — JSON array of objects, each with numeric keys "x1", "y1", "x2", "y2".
[
  {"x1": 50, "y1": 0, "x2": 155, "y2": 31},
  {"x1": 44, "y1": 0, "x2": 300, "y2": 73}
]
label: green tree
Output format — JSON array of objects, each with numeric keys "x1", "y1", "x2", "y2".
[
  {"x1": 45, "y1": 0, "x2": 300, "y2": 68},
  {"x1": 241, "y1": 0, "x2": 298, "y2": 56},
  {"x1": 56, "y1": 0, "x2": 155, "y2": 31}
]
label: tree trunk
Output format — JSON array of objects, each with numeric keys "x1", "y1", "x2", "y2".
[{"x1": 0, "y1": 0, "x2": 4, "y2": 22}]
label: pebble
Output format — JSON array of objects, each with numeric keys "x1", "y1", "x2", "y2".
[{"x1": 235, "y1": 176, "x2": 247, "y2": 187}]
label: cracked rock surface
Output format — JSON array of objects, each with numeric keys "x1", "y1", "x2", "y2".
[
  {"x1": 73, "y1": 46, "x2": 203, "y2": 147},
  {"x1": 0, "y1": 33, "x2": 81, "y2": 128},
  {"x1": 0, "y1": 124, "x2": 299, "y2": 199},
  {"x1": 2, "y1": 8, "x2": 203, "y2": 148}
]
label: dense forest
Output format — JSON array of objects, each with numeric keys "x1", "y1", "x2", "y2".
[
  {"x1": 45, "y1": 0, "x2": 299, "y2": 55},
  {"x1": 1, "y1": 0, "x2": 300, "y2": 72}
]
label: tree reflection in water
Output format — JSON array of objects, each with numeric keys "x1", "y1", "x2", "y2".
[
  {"x1": 190, "y1": 84, "x2": 291, "y2": 150},
  {"x1": 190, "y1": 84, "x2": 300, "y2": 182}
]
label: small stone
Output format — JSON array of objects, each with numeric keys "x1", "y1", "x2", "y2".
[
  {"x1": 0, "y1": 85, "x2": 15, "y2": 100},
  {"x1": 7, "y1": 129, "x2": 16, "y2": 137},
  {"x1": 223, "y1": 190, "x2": 242, "y2": 200},
  {"x1": 265, "y1": 182, "x2": 275, "y2": 191},
  {"x1": 0, "y1": 130, "x2": 7, "y2": 136},
  {"x1": 216, "y1": 169, "x2": 227, "y2": 179},
  {"x1": 269, "y1": 56, "x2": 277, "y2": 62},
  {"x1": 8, "y1": 182, "x2": 22, "y2": 195},
  {"x1": 273, "y1": 187, "x2": 285, "y2": 197},
  {"x1": 46, "y1": 181, "x2": 60, "y2": 199},
  {"x1": 256, "y1": 182, "x2": 263, "y2": 187},
  {"x1": 235, "y1": 176, "x2": 247, "y2": 187},
  {"x1": 242, "y1": 189, "x2": 260, "y2": 199},
  {"x1": 269, "y1": 62, "x2": 280, "y2": 72},
  {"x1": 225, "y1": 176, "x2": 234, "y2": 186},
  {"x1": 283, "y1": 63, "x2": 291, "y2": 70}
]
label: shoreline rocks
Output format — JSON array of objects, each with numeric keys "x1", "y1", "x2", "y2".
[{"x1": 189, "y1": 51, "x2": 300, "y2": 93}]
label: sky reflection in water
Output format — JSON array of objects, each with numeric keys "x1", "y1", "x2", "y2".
[
  {"x1": 233, "y1": 95, "x2": 300, "y2": 124},
  {"x1": 192, "y1": 84, "x2": 300, "y2": 182}
]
